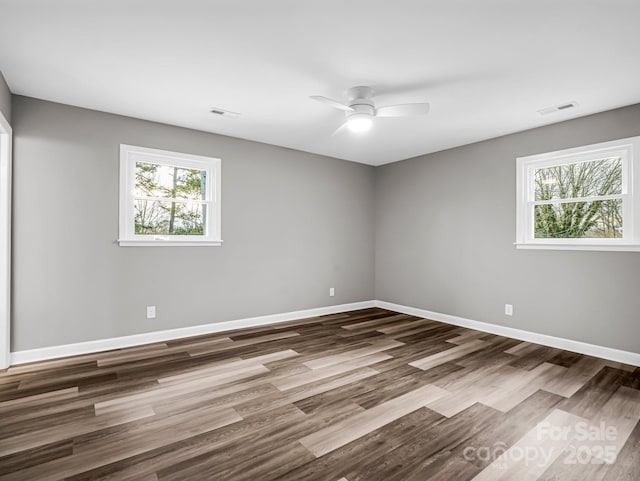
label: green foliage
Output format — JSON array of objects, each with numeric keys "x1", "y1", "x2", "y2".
[
  {"x1": 134, "y1": 163, "x2": 207, "y2": 236},
  {"x1": 534, "y1": 157, "x2": 622, "y2": 238}
]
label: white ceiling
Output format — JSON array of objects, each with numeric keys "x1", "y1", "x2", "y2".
[{"x1": 1, "y1": 1, "x2": 639, "y2": 166}]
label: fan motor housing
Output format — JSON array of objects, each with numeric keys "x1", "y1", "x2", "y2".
[
  {"x1": 348, "y1": 103, "x2": 375, "y2": 117},
  {"x1": 346, "y1": 86, "x2": 375, "y2": 117}
]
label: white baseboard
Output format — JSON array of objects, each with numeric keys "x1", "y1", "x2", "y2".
[
  {"x1": 10, "y1": 301, "x2": 375, "y2": 365},
  {"x1": 374, "y1": 300, "x2": 640, "y2": 367},
  {"x1": 11, "y1": 299, "x2": 640, "y2": 367}
]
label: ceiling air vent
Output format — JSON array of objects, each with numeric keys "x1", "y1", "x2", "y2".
[
  {"x1": 210, "y1": 107, "x2": 241, "y2": 118},
  {"x1": 538, "y1": 101, "x2": 578, "y2": 116}
]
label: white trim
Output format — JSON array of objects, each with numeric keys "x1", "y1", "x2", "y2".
[
  {"x1": 532, "y1": 193, "x2": 623, "y2": 206},
  {"x1": 373, "y1": 300, "x2": 640, "y2": 367},
  {"x1": 0, "y1": 112, "x2": 11, "y2": 370},
  {"x1": 118, "y1": 144, "x2": 222, "y2": 247},
  {"x1": 11, "y1": 298, "x2": 639, "y2": 368},
  {"x1": 514, "y1": 243, "x2": 640, "y2": 252},
  {"x1": 121, "y1": 144, "x2": 220, "y2": 170},
  {"x1": 117, "y1": 240, "x2": 223, "y2": 247},
  {"x1": 515, "y1": 136, "x2": 640, "y2": 250},
  {"x1": 517, "y1": 138, "x2": 640, "y2": 163},
  {"x1": 9, "y1": 301, "x2": 375, "y2": 365}
]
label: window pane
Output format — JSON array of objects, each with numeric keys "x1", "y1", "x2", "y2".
[
  {"x1": 135, "y1": 162, "x2": 207, "y2": 200},
  {"x1": 134, "y1": 200, "x2": 206, "y2": 235},
  {"x1": 534, "y1": 157, "x2": 622, "y2": 201},
  {"x1": 534, "y1": 199, "x2": 622, "y2": 238}
]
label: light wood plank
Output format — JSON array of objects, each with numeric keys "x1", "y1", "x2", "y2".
[
  {"x1": 409, "y1": 339, "x2": 489, "y2": 371},
  {"x1": 299, "y1": 384, "x2": 448, "y2": 457}
]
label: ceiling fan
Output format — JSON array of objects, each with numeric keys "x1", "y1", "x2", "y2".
[{"x1": 310, "y1": 86, "x2": 430, "y2": 134}]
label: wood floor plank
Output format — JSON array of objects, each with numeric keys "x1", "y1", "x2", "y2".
[
  {"x1": 302, "y1": 340, "x2": 404, "y2": 369},
  {"x1": 94, "y1": 365, "x2": 268, "y2": 416},
  {"x1": 0, "y1": 441, "x2": 73, "y2": 476},
  {"x1": 470, "y1": 408, "x2": 587, "y2": 481},
  {"x1": 235, "y1": 367, "x2": 378, "y2": 418},
  {"x1": 504, "y1": 341, "x2": 539, "y2": 356},
  {"x1": 0, "y1": 405, "x2": 156, "y2": 457},
  {"x1": 556, "y1": 365, "x2": 632, "y2": 420},
  {"x1": 601, "y1": 415, "x2": 640, "y2": 481},
  {"x1": 0, "y1": 406, "x2": 95, "y2": 438},
  {"x1": 340, "y1": 313, "x2": 412, "y2": 330},
  {"x1": 0, "y1": 386, "x2": 79, "y2": 412},
  {"x1": 278, "y1": 408, "x2": 444, "y2": 481},
  {"x1": 591, "y1": 385, "x2": 640, "y2": 457},
  {"x1": 271, "y1": 352, "x2": 390, "y2": 391},
  {"x1": 527, "y1": 386, "x2": 640, "y2": 481},
  {"x1": 185, "y1": 330, "x2": 300, "y2": 356},
  {"x1": 417, "y1": 390, "x2": 564, "y2": 481},
  {"x1": 375, "y1": 317, "x2": 427, "y2": 334},
  {"x1": 361, "y1": 402, "x2": 501, "y2": 481},
  {"x1": 409, "y1": 339, "x2": 489, "y2": 371},
  {"x1": 64, "y1": 405, "x2": 305, "y2": 481},
  {"x1": 157, "y1": 401, "x2": 364, "y2": 481},
  {"x1": 299, "y1": 383, "x2": 449, "y2": 457},
  {"x1": 445, "y1": 329, "x2": 488, "y2": 346},
  {"x1": 543, "y1": 357, "x2": 609, "y2": 398},
  {"x1": 2, "y1": 406, "x2": 242, "y2": 481},
  {"x1": 479, "y1": 362, "x2": 567, "y2": 412}
]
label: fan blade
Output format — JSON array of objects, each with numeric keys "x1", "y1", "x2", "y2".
[
  {"x1": 310, "y1": 96, "x2": 354, "y2": 112},
  {"x1": 376, "y1": 103, "x2": 430, "y2": 117},
  {"x1": 331, "y1": 121, "x2": 350, "y2": 136}
]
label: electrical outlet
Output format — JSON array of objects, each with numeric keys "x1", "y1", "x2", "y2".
[
  {"x1": 505, "y1": 304, "x2": 513, "y2": 316},
  {"x1": 329, "y1": 287, "x2": 335, "y2": 297},
  {"x1": 146, "y1": 306, "x2": 156, "y2": 319}
]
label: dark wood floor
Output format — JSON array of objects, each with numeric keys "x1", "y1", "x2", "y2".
[{"x1": 1, "y1": 308, "x2": 639, "y2": 480}]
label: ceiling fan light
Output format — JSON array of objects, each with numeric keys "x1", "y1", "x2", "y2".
[{"x1": 347, "y1": 114, "x2": 373, "y2": 133}]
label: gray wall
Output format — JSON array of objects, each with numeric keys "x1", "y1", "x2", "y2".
[
  {"x1": 375, "y1": 104, "x2": 640, "y2": 353},
  {"x1": 12, "y1": 96, "x2": 375, "y2": 351},
  {"x1": 0, "y1": 71, "x2": 10, "y2": 123}
]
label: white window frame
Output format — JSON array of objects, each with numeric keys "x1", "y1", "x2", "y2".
[
  {"x1": 118, "y1": 144, "x2": 222, "y2": 247},
  {"x1": 515, "y1": 136, "x2": 640, "y2": 251}
]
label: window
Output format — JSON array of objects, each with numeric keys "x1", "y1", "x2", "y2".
[
  {"x1": 516, "y1": 136, "x2": 640, "y2": 251},
  {"x1": 119, "y1": 145, "x2": 221, "y2": 246}
]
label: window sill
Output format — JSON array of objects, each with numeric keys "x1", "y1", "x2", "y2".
[
  {"x1": 118, "y1": 239, "x2": 223, "y2": 247},
  {"x1": 514, "y1": 242, "x2": 640, "y2": 252}
]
